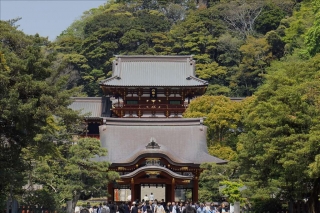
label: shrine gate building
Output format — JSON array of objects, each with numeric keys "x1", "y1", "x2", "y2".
[{"x1": 69, "y1": 55, "x2": 226, "y2": 202}]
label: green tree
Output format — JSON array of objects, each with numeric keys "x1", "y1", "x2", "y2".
[
  {"x1": 208, "y1": 144, "x2": 237, "y2": 161},
  {"x1": 255, "y1": 2, "x2": 286, "y2": 34},
  {"x1": 31, "y1": 137, "x2": 119, "y2": 213},
  {"x1": 238, "y1": 54, "x2": 320, "y2": 213},
  {"x1": 281, "y1": 1, "x2": 315, "y2": 54},
  {"x1": 0, "y1": 20, "x2": 83, "y2": 206},
  {"x1": 195, "y1": 60, "x2": 227, "y2": 85},
  {"x1": 305, "y1": 0, "x2": 320, "y2": 56},
  {"x1": 234, "y1": 36, "x2": 272, "y2": 96},
  {"x1": 199, "y1": 162, "x2": 240, "y2": 202},
  {"x1": 220, "y1": 180, "x2": 245, "y2": 204},
  {"x1": 169, "y1": 6, "x2": 225, "y2": 55},
  {"x1": 184, "y1": 96, "x2": 242, "y2": 148},
  {"x1": 216, "y1": 33, "x2": 243, "y2": 67}
]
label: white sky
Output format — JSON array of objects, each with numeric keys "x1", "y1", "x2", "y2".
[{"x1": 0, "y1": 0, "x2": 107, "y2": 41}]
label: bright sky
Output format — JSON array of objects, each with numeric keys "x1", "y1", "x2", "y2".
[{"x1": 0, "y1": 0, "x2": 107, "y2": 41}]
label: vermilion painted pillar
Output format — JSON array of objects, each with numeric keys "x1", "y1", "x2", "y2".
[
  {"x1": 108, "y1": 183, "x2": 114, "y2": 201},
  {"x1": 134, "y1": 184, "x2": 140, "y2": 201},
  {"x1": 131, "y1": 178, "x2": 135, "y2": 202},
  {"x1": 171, "y1": 178, "x2": 176, "y2": 202},
  {"x1": 192, "y1": 177, "x2": 199, "y2": 202}
]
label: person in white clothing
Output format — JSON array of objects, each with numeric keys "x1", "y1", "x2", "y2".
[
  {"x1": 149, "y1": 192, "x2": 154, "y2": 201},
  {"x1": 131, "y1": 202, "x2": 136, "y2": 211},
  {"x1": 75, "y1": 206, "x2": 80, "y2": 213}
]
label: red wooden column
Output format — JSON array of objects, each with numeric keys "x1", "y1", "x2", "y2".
[
  {"x1": 166, "y1": 184, "x2": 171, "y2": 202},
  {"x1": 171, "y1": 178, "x2": 176, "y2": 202},
  {"x1": 134, "y1": 184, "x2": 140, "y2": 201},
  {"x1": 192, "y1": 176, "x2": 199, "y2": 202},
  {"x1": 108, "y1": 183, "x2": 114, "y2": 201},
  {"x1": 130, "y1": 178, "x2": 135, "y2": 202}
]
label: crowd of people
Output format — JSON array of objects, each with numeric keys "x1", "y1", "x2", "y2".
[{"x1": 76, "y1": 199, "x2": 230, "y2": 213}]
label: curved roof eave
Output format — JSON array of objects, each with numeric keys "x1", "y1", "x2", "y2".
[{"x1": 120, "y1": 165, "x2": 193, "y2": 179}]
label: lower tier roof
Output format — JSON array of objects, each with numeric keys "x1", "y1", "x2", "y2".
[{"x1": 96, "y1": 118, "x2": 227, "y2": 165}]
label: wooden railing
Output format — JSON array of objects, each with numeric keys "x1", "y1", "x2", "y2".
[
  {"x1": 114, "y1": 104, "x2": 188, "y2": 109},
  {"x1": 112, "y1": 104, "x2": 187, "y2": 118}
]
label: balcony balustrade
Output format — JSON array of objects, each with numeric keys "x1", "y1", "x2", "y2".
[{"x1": 112, "y1": 104, "x2": 188, "y2": 118}]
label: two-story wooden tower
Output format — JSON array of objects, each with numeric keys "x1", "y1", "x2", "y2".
[{"x1": 100, "y1": 55, "x2": 208, "y2": 118}]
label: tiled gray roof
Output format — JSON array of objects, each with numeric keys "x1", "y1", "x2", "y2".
[
  {"x1": 68, "y1": 97, "x2": 102, "y2": 118},
  {"x1": 97, "y1": 118, "x2": 227, "y2": 164},
  {"x1": 100, "y1": 55, "x2": 208, "y2": 87}
]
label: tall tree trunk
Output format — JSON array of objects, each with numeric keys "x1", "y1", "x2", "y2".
[
  {"x1": 288, "y1": 199, "x2": 293, "y2": 213},
  {"x1": 67, "y1": 193, "x2": 81, "y2": 213},
  {"x1": 307, "y1": 178, "x2": 320, "y2": 213}
]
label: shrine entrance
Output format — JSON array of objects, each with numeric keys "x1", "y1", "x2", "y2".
[
  {"x1": 109, "y1": 164, "x2": 196, "y2": 202},
  {"x1": 140, "y1": 185, "x2": 166, "y2": 201}
]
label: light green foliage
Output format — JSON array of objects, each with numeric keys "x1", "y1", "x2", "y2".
[
  {"x1": 208, "y1": 144, "x2": 237, "y2": 161},
  {"x1": 150, "y1": 32, "x2": 173, "y2": 54},
  {"x1": 281, "y1": 1, "x2": 315, "y2": 54},
  {"x1": 234, "y1": 36, "x2": 272, "y2": 96},
  {"x1": 199, "y1": 162, "x2": 240, "y2": 202},
  {"x1": 195, "y1": 60, "x2": 227, "y2": 83},
  {"x1": 308, "y1": 155, "x2": 320, "y2": 179},
  {"x1": 220, "y1": 180, "x2": 245, "y2": 204},
  {"x1": 239, "y1": 36, "x2": 272, "y2": 72},
  {"x1": 184, "y1": 96, "x2": 242, "y2": 148},
  {"x1": 205, "y1": 84, "x2": 231, "y2": 96},
  {"x1": 305, "y1": 0, "x2": 320, "y2": 56}
]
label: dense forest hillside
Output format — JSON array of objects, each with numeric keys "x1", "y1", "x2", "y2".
[
  {"x1": 2, "y1": 0, "x2": 320, "y2": 212},
  {"x1": 54, "y1": 0, "x2": 301, "y2": 97}
]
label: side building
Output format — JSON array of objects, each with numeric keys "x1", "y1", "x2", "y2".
[{"x1": 69, "y1": 55, "x2": 227, "y2": 202}]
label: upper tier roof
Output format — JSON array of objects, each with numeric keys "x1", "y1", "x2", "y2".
[{"x1": 100, "y1": 55, "x2": 208, "y2": 87}]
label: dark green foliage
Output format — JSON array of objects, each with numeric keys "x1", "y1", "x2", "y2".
[
  {"x1": 266, "y1": 30, "x2": 285, "y2": 59},
  {"x1": 255, "y1": 3, "x2": 286, "y2": 34},
  {"x1": 0, "y1": 20, "x2": 84, "y2": 206},
  {"x1": 253, "y1": 198, "x2": 283, "y2": 213},
  {"x1": 133, "y1": 10, "x2": 171, "y2": 33},
  {"x1": 23, "y1": 190, "x2": 58, "y2": 212}
]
